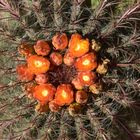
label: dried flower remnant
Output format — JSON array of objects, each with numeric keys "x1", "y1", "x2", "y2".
[
  {"x1": 35, "y1": 102, "x2": 49, "y2": 113},
  {"x1": 33, "y1": 84, "x2": 56, "y2": 105},
  {"x1": 18, "y1": 43, "x2": 34, "y2": 57},
  {"x1": 96, "y1": 59, "x2": 110, "y2": 75},
  {"x1": 52, "y1": 33, "x2": 68, "y2": 50},
  {"x1": 75, "y1": 91, "x2": 88, "y2": 104},
  {"x1": 68, "y1": 103, "x2": 82, "y2": 116},
  {"x1": 91, "y1": 39, "x2": 101, "y2": 52},
  {"x1": 34, "y1": 40, "x2": 50, "y2": 56},
  {"x1": 49, "y1": 100, "x2": 61, "y2": 112},
  {"x1": 27, "y1": 55, "x2": 50, "y2": 74},
  {"x1": 89, "y1": 80, "x2": 103, "y2": 94}
]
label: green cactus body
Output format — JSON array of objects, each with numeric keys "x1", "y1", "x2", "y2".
[{"x1": 0, "y1": 0, "x2": 140, "y2": 140}]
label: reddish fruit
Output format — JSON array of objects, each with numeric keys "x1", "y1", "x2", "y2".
[
  {"x1": 71, "y1": 78, "x2": 83, "y2": 90},
  {"x1": 50, "y1": 52, "x2": 63, "y2": 66},
  {"x1": 16, "y1": 64, "x2": 34, "y2": 82},
  {"x1": 35, "y1": 74, "x2": 48, "y2": 84},
  {"x1": 63, "y1": 51, "x2": 75, "y2": 66},
  {"x1": 52, "y1": 33, "x2": 68, "y2": 50},
  {"x1": 24, "y1": 83, "x2": 35, "y2": 98},
  {"x1": 34, "y1": 40, "x2": 50, "y2": 56}
]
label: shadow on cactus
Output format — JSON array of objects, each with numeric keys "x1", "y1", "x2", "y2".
[{"x1": 0, "y1": 0, "x2": 140, "y2": 140}]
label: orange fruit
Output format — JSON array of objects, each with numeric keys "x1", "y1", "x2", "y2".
[
  {"x1": 27, "y1": 55, "x2": 50, "y2": 74},
  {"x1": 55, "y1": 84, "x2": 74, "y2": 106},
  {"x1": 33, "y1": 84, "x2": 56, "y2": 104},
  {"x1": 77, "y1": 71, "x2": 97, "y2": 86},
  {"x1": 69, "y1": 34, "x2": 89, "y2": 57},
  {"x1": 75, "y1": 52, "x2": 97, "y2": 71}
]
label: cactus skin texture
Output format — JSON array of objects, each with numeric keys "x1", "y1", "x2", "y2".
[{"x1": 0, "y1": 0, "x2": 140, "y2": 140}]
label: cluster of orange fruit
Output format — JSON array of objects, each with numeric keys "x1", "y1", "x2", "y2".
[{"x1": 16, "y1": 33, "x2": 107, "y2": 113}]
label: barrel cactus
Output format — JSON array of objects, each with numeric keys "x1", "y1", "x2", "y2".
[{"x1": 0, "y1": 0, "x2": 139, "y2": 140}]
